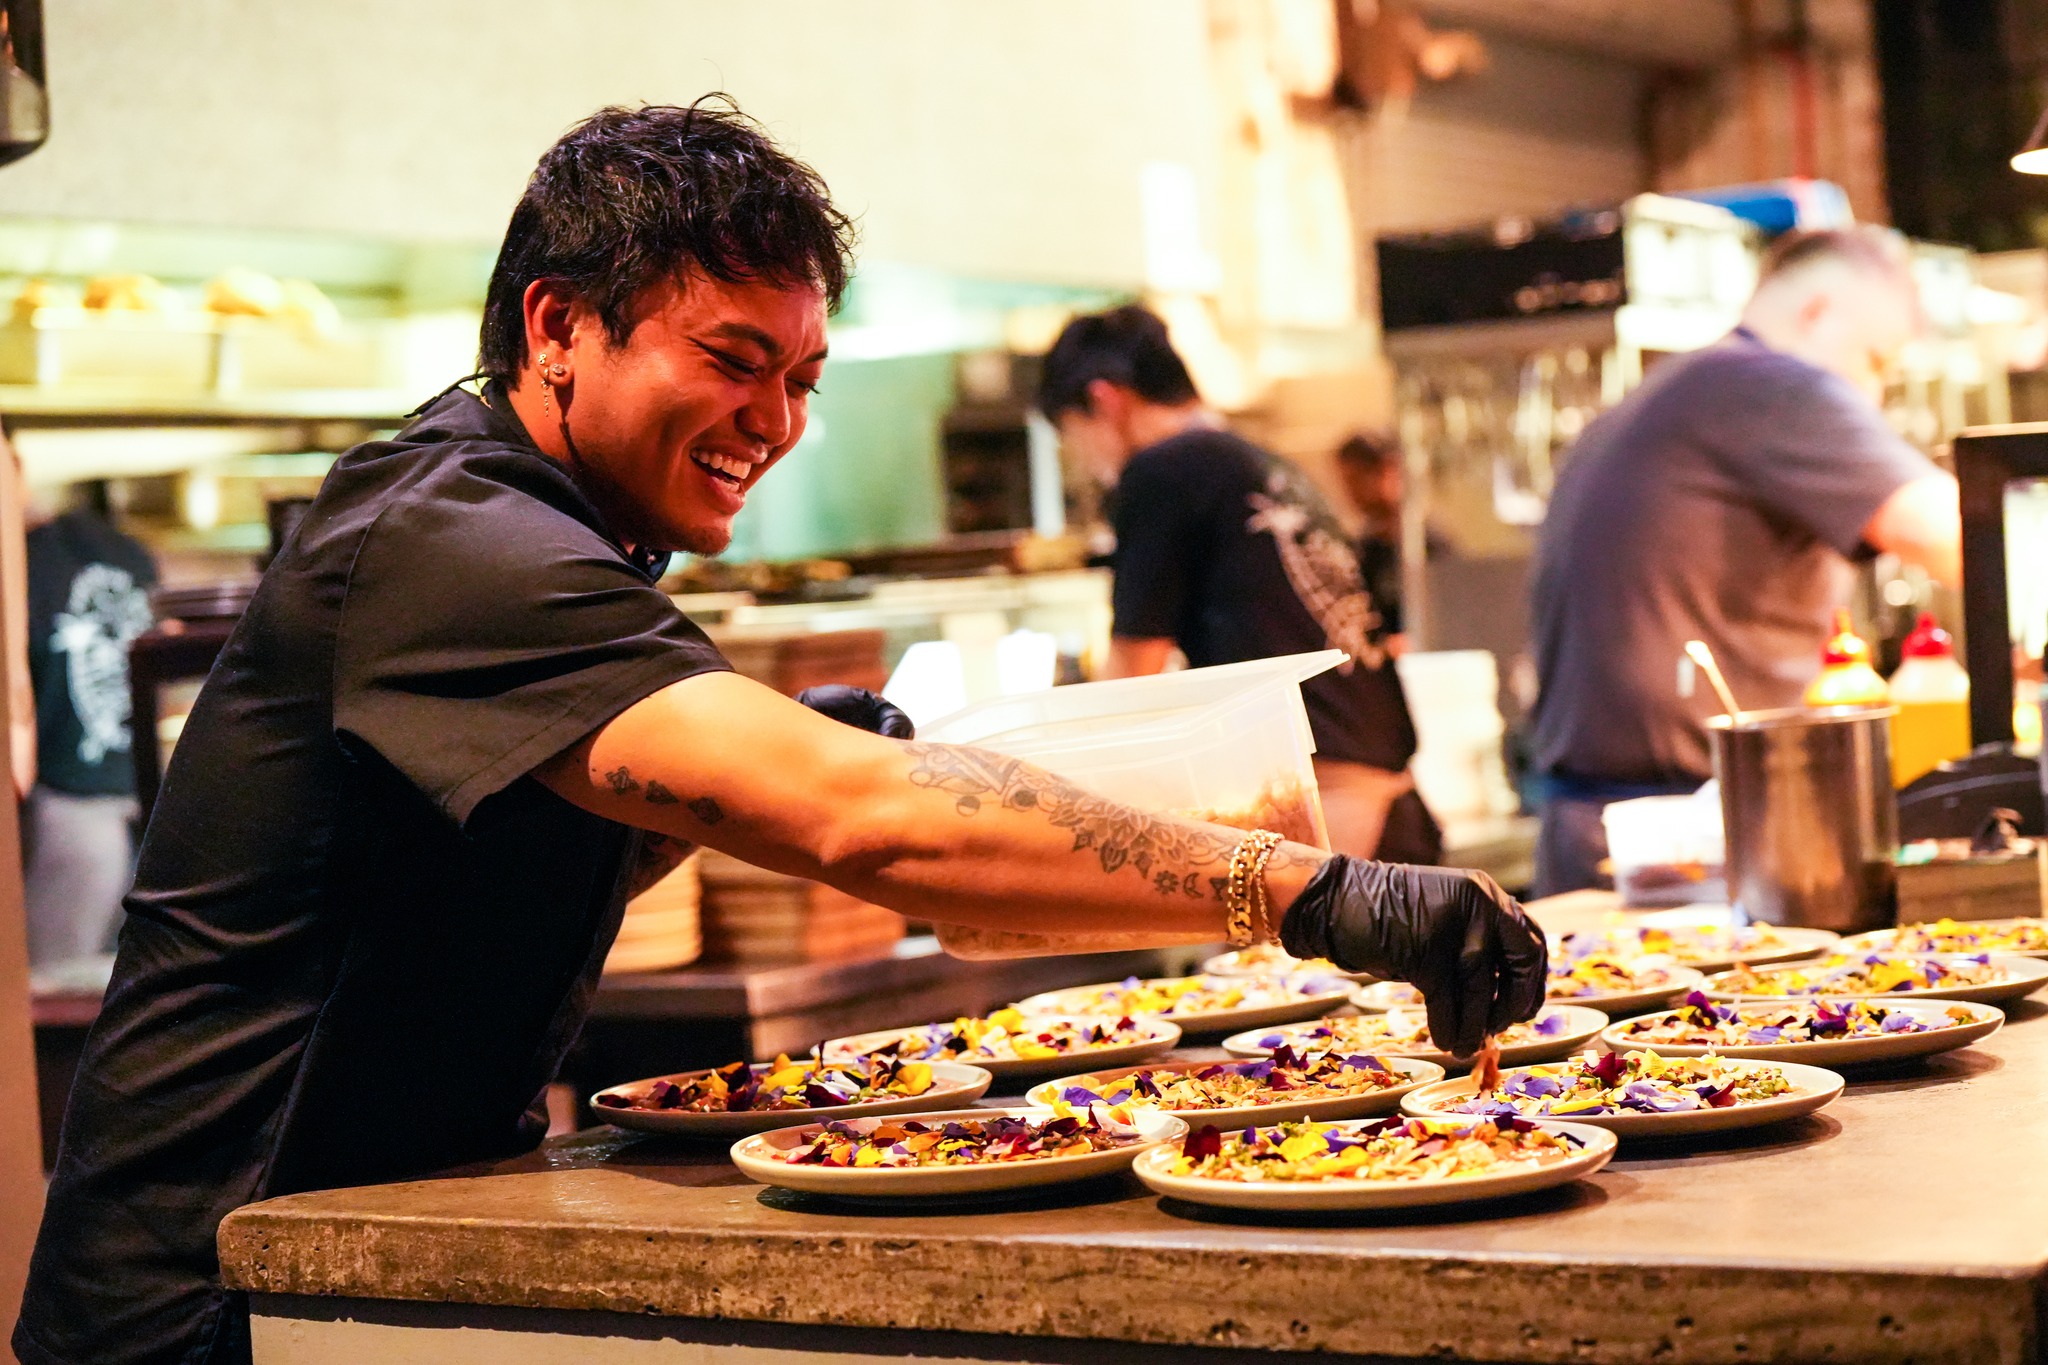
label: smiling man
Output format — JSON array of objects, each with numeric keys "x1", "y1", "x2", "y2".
[{"x1": 15, "y1": 102, "x2": 1544, "y2": 1365}]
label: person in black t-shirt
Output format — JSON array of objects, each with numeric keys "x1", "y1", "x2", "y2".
[
  {"x1": 21, "y1": 494, "x2": 155, "y2": 972},
  {"x1": 15, "y1": 104, "x2": 1540, "y2": 1365},
  {"x1": 1038, "y1": 307, "x2": 1439, "y2": 865}
]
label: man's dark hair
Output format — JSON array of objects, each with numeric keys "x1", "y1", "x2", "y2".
[
  {"x1": 1036, "y1": 305, "x2": 1200, "y2": 420},
  {"x1": 478, "y1": 97, "x2": 857, "y2": 381},
  {"x1": 1336, "y1": 430, "x2": 1400, "y2": 470}
]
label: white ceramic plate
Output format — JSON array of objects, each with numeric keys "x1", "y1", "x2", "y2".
[
  {"x1": 819, "y1": 1015, "x2": 1182, "y2": 1085},
  {"x1": 1201, "y1": 948, "x2": 1374, "y2": 981},
  {"x1": 1400, "y1": 1058, "x2": 1844, "y2": 1138},
  {"x1": 1222, "y1": 1006, "x2": 1610, "y2": 1071},
  {"x1": 1353, "y1": 971, "x2": 1701, "y2": 1019},
  {"x1": 1598, "y1": 998, "x2": 2003, "y2": 1067},
  {"x1": 1348, "y1": 981, "x2": 1424, "y2": 1012},
  {"x1": 1023, "y1": 1055, "x2": 1444, "y2": 1127},
  {"x1": 1556, "y1": 922, "x2": 1841, "y2": 973},
  {"x1": 1015, "y1": 976, "x2": 1350, "y2": 1040},
  {"x1": 1131, "y1": 1116, "x2": 1617, "y2": 1212},
  {"x1": 729, "y1": 1107, "x2": 1186, "y2": 1197},
  {"x1": 1700, "y1": 953, "x2": 2048, "y2": 1007},
  {"x1": 1837, "y1": 919, "x2": 2048, "y2": 961},
  {"x1": 591, "y1": 1060, "x2": 992, "y2": 1138}
]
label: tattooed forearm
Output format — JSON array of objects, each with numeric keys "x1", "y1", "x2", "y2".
[
  {"x1": 601, "y1": 767, "x2": 723, "y2": 825},
  {"x1": 906, "y1": 741, "x2": 1274, "y2": 900}
]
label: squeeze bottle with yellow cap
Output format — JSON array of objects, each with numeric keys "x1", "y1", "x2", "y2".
[
  {"x1": 1803, "y1": 609, "x2": 1890, "y2": 708},
  {"x1": 1887, "y1": 612, "x2": 1970, "y2": 786}
]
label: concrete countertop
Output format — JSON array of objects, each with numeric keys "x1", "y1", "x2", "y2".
[{"x1": 219, "y1": 902, "x2": 2048, "y2": 1364}]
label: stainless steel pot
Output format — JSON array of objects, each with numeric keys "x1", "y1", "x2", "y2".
[{"x1": 1707, "y1": 704, "x2": 1898, "y2": 932}]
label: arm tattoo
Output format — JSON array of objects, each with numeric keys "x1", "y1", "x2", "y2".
[
  {"x1": 623, "y1": 830, "x2": 695, "y2": 901},
  {"x1": 601, "y1": 767, "x2": 721, "y2": 826},
  {"x1": 906, "y1": 742, "x2": 1242, "y2": 899}
]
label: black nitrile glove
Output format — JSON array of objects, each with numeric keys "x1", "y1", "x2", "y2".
[
  {"x1": 1281, "y1": 855, "x2": 1547, "y2": 1059},
  {"x1": 794, "y1": 685, "x2": 916, "y2": 740}
]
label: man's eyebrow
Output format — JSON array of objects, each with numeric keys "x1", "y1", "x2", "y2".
[{"x1": 704, "y1": 322, "x2": 829, "y2": 366}]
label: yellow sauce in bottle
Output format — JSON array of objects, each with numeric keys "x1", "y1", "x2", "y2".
[{"x1": 1804, "y1": 609, "x2": 1890, "y2": 709}]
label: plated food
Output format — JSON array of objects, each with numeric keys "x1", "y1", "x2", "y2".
[
  {"x1": 729, "y1": 1106, "x2": 1186, "y2": 1196},
  {"x1": 1026, "y1": 1050, "x2": 1441, "y2": 1126},
  {"x1": 591, "y1": 1056, "x2": 991, "y2": 1137},
  {"x1": 1401, "y1": 1049, "x2": 1843, "y2": 1137},
  {"x1": 1349, "y1": 980, "x2": 1423, "y2": 1011},
  {"x1": 1131, "y1": 1114, "x2": 1615, "y2": 1211},
  {"x1": 821, "y1": 1009, "x2": 1179, "y2": 1083},
  {"x1": 1838, "y1": 917, "x2": 2048, "y2": 960},
  {"x1": 1014, "y1": 972, "x2": 1350, "y2": 1038},
  {"x1": 1544, "y1": 953, "x2": 1703, "y2": 1014},
  {"x1": 1553, "y1": 922, "x2": 1838, "y2": 972},
  {"x1": 1221, "y1": 1006, "x2": 1609, "y2": 1070},
  {"x1": 1603, "y1": 992, "x2": 2002, "y2": 1066},
  {"x1": 1355, "y1": 961, "x2": 1699, "y2": 1018},
  {"x1": 1703, "y1": 951, "x2": 2048, "y2": 1007},
  {"x1": 1201, "y1": 945, "x2": 1367, "y2": 980}
]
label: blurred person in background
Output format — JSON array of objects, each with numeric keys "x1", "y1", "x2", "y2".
[
  {"x1": 1528, "y1": 226, "x2": 1961, "y2": 897},
  {"x1": 19, "y1": 469, "x2": 155, "y2": 979},
  {"x1": 1039, "y1": 308, "x2": 1440, "y2": 865},
  {"x1": 1333, "y1": 429, "x2": 1457, "y2": 658},
  {"x1": 1334, "y1": 430, "x2": 1411, "y2": 656}
]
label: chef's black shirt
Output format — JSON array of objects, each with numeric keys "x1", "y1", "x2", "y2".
[
  {"x1": 15, "y1": 386, "x2": 729, "y2": 1365},
  {"x1": 1111, "y1": 428, "x2": 1417, "y2": 772}
]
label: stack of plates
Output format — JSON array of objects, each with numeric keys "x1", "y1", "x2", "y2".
[
  {"x1": 603, "y1": 850, "x2": 702, "y2": 975},
  {"x1": 699, "y1": 850, "x2": 904, "y2": 964}
]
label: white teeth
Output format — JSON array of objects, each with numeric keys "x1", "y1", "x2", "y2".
[{"x1": 693, "y1": 450, "x2": 754, "y2": 482}]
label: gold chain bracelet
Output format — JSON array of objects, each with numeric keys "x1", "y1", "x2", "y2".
[{"x1": 1225, "y1": 829, "x2": 1284, "y2": 946}]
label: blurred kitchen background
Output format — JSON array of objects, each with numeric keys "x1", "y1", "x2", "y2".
[{"x1": 6, "y1": 0, "x2": 2048, "y2": 939}]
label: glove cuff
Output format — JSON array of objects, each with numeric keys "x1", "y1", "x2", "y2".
[{"x1": 1278, "y1": 854, "x2": 1351, "y2": 962}]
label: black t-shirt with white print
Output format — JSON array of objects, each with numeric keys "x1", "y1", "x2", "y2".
[
  {"x1": 15, "y1": 386, "x2": 730, "y2": 1365},
  {"x1": 25, "y1": 509, "x2": 156, "y2": 797},
  {"x1": 1110, "y1": 428, "x2": 1417, "y2": 772}
]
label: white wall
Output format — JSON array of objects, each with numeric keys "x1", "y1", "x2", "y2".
[
  {"x1": 3, "y1": 1, "x2": 1219, "y2": 288},
  {"x1": 1349, "y1": 29, "x2": 1648, "y2": 238}
]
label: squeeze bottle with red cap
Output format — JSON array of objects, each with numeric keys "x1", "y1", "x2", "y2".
[
  {"x1": 1888, "y1": 612, "x2": 1970, "y2": 787},
  {"x1": 1803, "y1": 609, "x2": 1890, "y2": 708}
]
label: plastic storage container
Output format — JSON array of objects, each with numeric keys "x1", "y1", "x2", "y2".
[
  {"x1": 1600, "y1": 783, "x2": 1727, "y2": 909},
  {"x1": 917, "y1": 650, "x2": 1345, "y2": 849}
]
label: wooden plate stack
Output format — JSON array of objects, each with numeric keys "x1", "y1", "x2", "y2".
[
  {"x1": 698, "y1": 849, "x2": 906, "y2": 964},
  {"x1": 602, "y1": 851, "x2": 703, "y2": 976}
]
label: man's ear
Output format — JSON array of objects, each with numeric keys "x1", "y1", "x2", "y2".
[
  {"x1": 521, "y1": 279, "x2": 583, "y2": 387},
  {"x1": 1795, "y1": 289, "x2": 1833, "y2": 334},
  {"x1": 1083, "y1": 377, "x2": 1125, "y2": 423}
]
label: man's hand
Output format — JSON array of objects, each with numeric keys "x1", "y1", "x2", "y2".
[
  {"x1": 1280, "y1": 857, "x2": 1547, "y2": 1059},
  {"x1": 794, "y1": 685, "x2": 914, "y2": 739}
]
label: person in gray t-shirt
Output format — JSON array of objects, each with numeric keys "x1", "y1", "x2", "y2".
[{"x1": 1529, "y1": 226, "x2": 1960, "y2": 897}]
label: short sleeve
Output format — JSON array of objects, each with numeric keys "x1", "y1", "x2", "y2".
[
  {"x1": 332, "y1": 496, "x2": 728, "y2": 826},
  {"x1": 1713, "y1": 359, "x2": 1939, "y2": 558},
  {"x1": 1110, "y1": 451, "x2": 1202, "y2": 640}
]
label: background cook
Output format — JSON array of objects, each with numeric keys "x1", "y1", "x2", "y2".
[
  {"x1": 1037, "y1": 307, "x2": 1440, "y2": 865},
  {"x1": 1528, "y1": 226, "x2": 1962, "y2": 897}
]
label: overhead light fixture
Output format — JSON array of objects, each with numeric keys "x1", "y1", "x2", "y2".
[{"x1": 2014, "y1": 106, "x2": 2048, "y2": 174}]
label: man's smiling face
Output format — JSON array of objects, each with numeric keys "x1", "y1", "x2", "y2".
[{"x1": 561, "y1": 273, "x2": 828, "y2": 556}]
